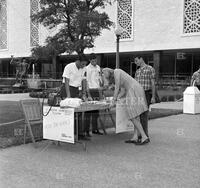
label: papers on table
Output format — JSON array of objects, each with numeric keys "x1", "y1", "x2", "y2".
[{"x1": 60, "y1": 98, "x2": 82, "y2": 108}]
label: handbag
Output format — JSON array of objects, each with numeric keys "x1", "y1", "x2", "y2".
[
  {"x1": 47, "y1": 86, "x2": 62, "y2": 106},
  {"x1": 47, "y1": 93, "x2": 61, "y2": 106}
]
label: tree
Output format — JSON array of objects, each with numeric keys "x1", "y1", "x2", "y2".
[{"x1": 31, "y1": 0, "x2": 113, "y2": 59}]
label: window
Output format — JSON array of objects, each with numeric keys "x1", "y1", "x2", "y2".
[
  {"x1": 117, "y1": 0, "x2": 134, "y2": 40},
  {"x1": 30, "y1": 0, "x2": 39, "y2": 47},
  {"x1": 183, "y1": 0, "x2": 200, "y2": 34},
  {"x1": 0, "y1": 0, "x2": 7, "y2": 50}
]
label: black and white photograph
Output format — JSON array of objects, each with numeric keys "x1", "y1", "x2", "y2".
[{"x1": 0, "y1": 0, "x2": 200, "y2": 187}]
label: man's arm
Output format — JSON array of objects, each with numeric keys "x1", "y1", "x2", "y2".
[
  {"x1": 10, "y1": 56, "x2": 16, "y2": 65},
  {"x1": 150, "y1": 67, "x2": 156, "y2": 104},
  {"x1": 64, "y1": 78, "x2": 71, "y2": 98},
  {"x1": 151, "y1": 78, "x2": 156, "y2": 103}
]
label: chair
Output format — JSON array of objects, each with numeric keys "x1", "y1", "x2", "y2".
[{"x1": 20, "y1": 99, "x2": 43, "y2": 147}]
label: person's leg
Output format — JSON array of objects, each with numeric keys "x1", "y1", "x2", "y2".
[
  {"x1": 84, "y1": 112, "x2": 91, "y2": 137},
  {"x1": 131, "y1": 117, "x2": 148, "y2": 144},
  {"x1": 89, "y1": 89, "x2": 103, "y2": 134},
  {"x1": 91, "y1": 110, "x2": 98, "y2": 131},
  {"x1": 140, "y1": 111, "x2": 149, "y2": 137},
  {"x1": 139, "y1": 90, "x2": 151, "y2": 139},
  {"x1": 16, "y1": 71, "x2": 20, "y2": 83}
]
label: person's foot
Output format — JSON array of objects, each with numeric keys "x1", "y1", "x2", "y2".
[
  {"x1": 92, "y1": 130, "x2": 103, "y2": 135},
  {"x1": 135, "y1": 138, "x2": 150, "y2": 145},
  {"x1": 78, "y1": 135, "x2": 91, "y2": 141},
  {"x1": 125, "y1": 139, "x2": 139, "y2": 144}
]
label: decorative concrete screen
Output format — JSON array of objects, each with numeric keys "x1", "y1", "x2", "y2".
[
  {"x1": 183, "y1": 0, "x2": 200, "y2": 34},
  {"x1": 30, "y1": 0, "x2": 39, "y2": 47},
  {"x1": 117, "y1": 0, "x2": 134, "y2": 40},
  {"x1": 0, "y1": 0, "x2": 7, "y2": 50}
]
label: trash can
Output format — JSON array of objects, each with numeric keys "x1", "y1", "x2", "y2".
[{"x1": 183, "y1": 86, "x2": 200, "y2": 114}]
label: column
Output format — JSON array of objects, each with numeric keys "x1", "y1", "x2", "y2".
[{"x1": 153, "y1": 51, "x2": 161, "y2": 81}]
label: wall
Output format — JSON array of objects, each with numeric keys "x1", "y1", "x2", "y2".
[
  {"x1": 1, "y1": 0, "x2": 200, "y2": 59},
  {"x1": 90, "y1": 0, "x2": 200, "y2": 54}
]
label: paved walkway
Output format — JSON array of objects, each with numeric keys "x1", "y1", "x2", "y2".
[{"x1": 0, "y1": 114, "x2": 200, "y2": 188}]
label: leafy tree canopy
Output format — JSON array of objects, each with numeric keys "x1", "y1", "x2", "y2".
[{"x1": 31, "y1": 0, "x2": 113, "y2": 58}]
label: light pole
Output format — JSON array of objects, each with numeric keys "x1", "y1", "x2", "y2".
[{"x1": 114, "y1": 27, "x2": 123, "y2": 68}]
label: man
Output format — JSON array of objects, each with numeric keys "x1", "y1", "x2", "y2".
[
  {"x1": 61, "y1": 56, "x2": 91, "y2": 140},
  {"x1": 134, "y1": 56, "x2": 156, "y2": 140},
  {"x1": 10, "y1": 56, "x2": 29, "y2": 84},
  {"x1": 191, "y1": 65, "x2": 200, "y2": 90},
  {"x1": 85, "y1": 53, "x2": 103, "y2": 136}
]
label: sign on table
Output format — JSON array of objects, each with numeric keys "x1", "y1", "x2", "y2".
[{"x1": 43, "y1": 106, "x2": 75, "y2": 143}]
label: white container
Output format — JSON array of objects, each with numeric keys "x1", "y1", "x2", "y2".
[{"x1": 183, "y1": 86, "x2": 200, "y2": 114}]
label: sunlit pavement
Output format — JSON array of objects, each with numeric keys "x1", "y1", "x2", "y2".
[{"x1": 0, "y1": 113, "x2": 200, "y2": 188}]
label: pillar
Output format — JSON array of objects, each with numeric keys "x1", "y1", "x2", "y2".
[{"x1": 153, "y1": 51, "x2": 161, "y2": 81}]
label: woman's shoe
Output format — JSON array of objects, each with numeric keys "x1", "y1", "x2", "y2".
[
  {"x1": 135, "y1": 138, "x2": 150, "y2": 145},
  {"x1": 125, "y1": 139, "x2": 140, "y2": 144}
]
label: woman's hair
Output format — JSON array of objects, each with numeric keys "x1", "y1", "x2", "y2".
[{"x1": 102, "y1": 68, "x2": 115, "y2": 85}]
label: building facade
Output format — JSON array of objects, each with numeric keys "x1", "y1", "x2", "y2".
[{"x1": 0, "y1": 0, "x2": 200, "y2": 80}]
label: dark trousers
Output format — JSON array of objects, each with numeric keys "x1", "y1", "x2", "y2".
[
  {"x1": 140, "y1": 90, "x2": 152, "y2": 137},
  {"x1": 85, "y1": 89, "x2": 100, "y2": 133},
  {"x1": 61, "y1": 84, "x2": 86, "y2": 136}
]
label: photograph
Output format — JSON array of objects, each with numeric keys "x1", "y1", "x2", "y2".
[{"x1": 0, "y1": 0, "x2": 200, "y2": 187}]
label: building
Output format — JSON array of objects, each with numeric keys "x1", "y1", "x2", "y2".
[{"x1": 0, "y1": 0, "x2": 200, "y2": 82}]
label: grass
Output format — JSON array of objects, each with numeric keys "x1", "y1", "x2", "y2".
[{"x1": 0, "y1": 100, "x2": 182, "y2": 148}]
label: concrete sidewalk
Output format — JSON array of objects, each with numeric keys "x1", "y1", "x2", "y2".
[{"x1": 0, "y1": 113, "x2": 200, "y2": 188}]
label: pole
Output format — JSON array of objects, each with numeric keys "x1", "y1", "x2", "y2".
[
  {"x1": 130, "y1": 62, "x2": 133, "y2": 76},
  {"x1": 116, "y1": 35, "x2": 120, "y2": 68}
]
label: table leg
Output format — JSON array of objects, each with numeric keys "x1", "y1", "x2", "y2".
[
  {"x1": 107, "y1": 109, "x2": 115, "y2": 127},
  {"x1": 75, "y1": 112, "x2": 86, "y2": 151}
]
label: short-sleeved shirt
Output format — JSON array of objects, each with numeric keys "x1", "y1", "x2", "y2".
[
  {"x1": 135, "y1": 65, "x2": 155, "y2": 91},
  {"x1": 86, "y1": 63, "x2": 101, "y2": 89},
  {"x1": 192, "y1": 70, "x2": 200, "y2": 85},
  {"x1": 62, "y1": 62, "x2": 86, "y2": 87}
]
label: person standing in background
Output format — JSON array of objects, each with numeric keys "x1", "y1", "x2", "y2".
[
  {"x1": 134, "y1": 56, "x2": 156, "y2": 142},
  {"x1": 191, "y1": 65, "x2": 200, "y2": 90},
  {"x1": 85, "y1": 53, "x2": 103, "y2": 136},
  {"x1": 61, "y1": 56, "x2": 91, "y2": 140}
]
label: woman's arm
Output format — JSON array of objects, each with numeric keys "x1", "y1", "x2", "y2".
[
  {"x1": 113, "y1": 70, "x2": 120, "y2": 101},
  {"x1": 117, "y1": 87, "x2": 126, "y2": 99}
]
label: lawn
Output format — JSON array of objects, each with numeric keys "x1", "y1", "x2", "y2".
[{"x1": 0, "y1": 100, "x2": 182, "y2": 148}]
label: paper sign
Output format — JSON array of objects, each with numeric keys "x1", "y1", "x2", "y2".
[
  {"x1": 116, "y1": 98, "x2": 134, "y2": 133},
  {"x1": 43, "y1": 106, "x2": 75, "y2": 143}
]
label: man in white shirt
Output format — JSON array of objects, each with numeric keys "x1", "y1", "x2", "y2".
[
  {"x1": 85, "y1": 53, "x2": 103, "y2": 136},
  {"x1": 61, "y1": 56, "x2": 91, "y2": 140},
  {"x1": 62, "y1": 58, "x2": 87, "y2": 98}
]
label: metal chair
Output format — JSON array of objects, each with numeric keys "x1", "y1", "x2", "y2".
[{"x1": 20, "y1": 99, "x2": 43, "y2": 147}]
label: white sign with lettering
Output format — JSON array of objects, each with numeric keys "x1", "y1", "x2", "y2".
[
  {"x1": 116, "y1": 98, "x2": 134, "y2": 133},
  {"x1": 43, "y1": 106, "x2": 75, "y2": 143}
]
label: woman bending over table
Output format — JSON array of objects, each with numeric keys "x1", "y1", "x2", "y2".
[{"x1": 102, "y1": 68, "x2": 150, "y2": 145}]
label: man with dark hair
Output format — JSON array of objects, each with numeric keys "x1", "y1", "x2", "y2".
[
  {"x1": 133, "y1": 56, "x2": 156, "y2": 141},
  {"x1": 62, "y1": 56, "x2": 91, "y2": 140},
  {"x1": 191, "y1": 65, "x2": 200, "y2": 90},
  {"x1": 85, "y1": 53, "x2": 103, "y2": 136}
]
